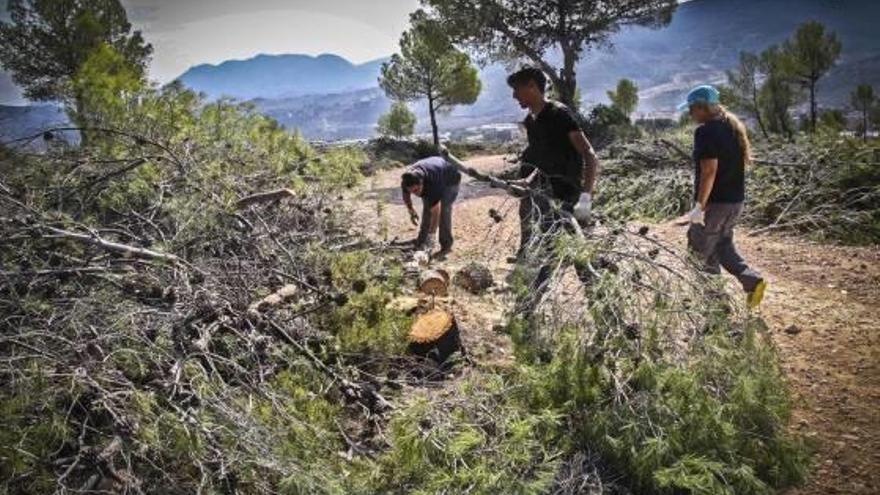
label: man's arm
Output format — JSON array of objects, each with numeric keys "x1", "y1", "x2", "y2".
[
  {"x1": 402, "y1": 188, "x2": 420, "y2": 226},
  {"x1": 696, "y1": 158, "x2": 718, "y2": 209},
  {"x1": 402, "y1": 188, "x2": 413, "y2": 211},
  {"x1": 568, "y1": 131, "x2": 600, "y2": 194}
]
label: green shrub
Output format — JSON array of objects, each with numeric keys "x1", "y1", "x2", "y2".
[
  {"x1": 352, "y1": 374, "x2": 564, "y2": 494},
  {"x1": 516, "y1": 312, "x2": 809, "y2": 494}
]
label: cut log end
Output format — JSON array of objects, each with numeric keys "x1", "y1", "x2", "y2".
[
  {"x1": 408, "y1": 309, "x2": 462, "y2": 363},
  {"x1": 418, "y1": 269, "x2": 450, "y2": 296},
  {"x1": 409, "y1": 309, "x2": 453, "y2": 344}
]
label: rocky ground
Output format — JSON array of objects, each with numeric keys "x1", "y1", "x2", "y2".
[{"x1": 350, "y1": 154, "x2": 880, "y2": 494}]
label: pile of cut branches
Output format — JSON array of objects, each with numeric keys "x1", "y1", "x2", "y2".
[
  {"x1": 0, "y1": 90, "x2": 417, "y2": 493},
  {"x1": 598, "y1": 132, "x2": 880, "y2": 244},
  {"x1": 0, "y1": 94, "x2": 814, "y2": 493}
]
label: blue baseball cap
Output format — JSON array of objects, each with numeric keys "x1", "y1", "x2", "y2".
[{"x1": 677, "y1": 85, "x2": 720, "y2": 112}]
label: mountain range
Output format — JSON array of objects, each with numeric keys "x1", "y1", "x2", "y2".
[
  {"x1": 183, "y1": 0, "x2": 880, "y2": 140},
  {"x1": 2, "y1": 0, "x2": 879, "y2": 142},
  {"x1": 178, "y1": 53, "x2": 387, "y2": 100}
]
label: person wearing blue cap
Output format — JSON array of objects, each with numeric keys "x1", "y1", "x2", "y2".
[{"x1": 680, "y1": 84, "x2": 767, "y2": 309}]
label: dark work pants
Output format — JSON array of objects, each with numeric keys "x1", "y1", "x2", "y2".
[
  {"x1": 416, "y1": 184, "x2": 459, "y2": 250},
  {"x1": 516, "y1": 187, "x2": 592, "y2": 316},
  {"x1": 687, "y1": 202, "x2": 762, "y2": 292}
]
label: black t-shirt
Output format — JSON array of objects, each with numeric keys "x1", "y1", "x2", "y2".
[
  {"x1": 693, "y1": 119, "x2": 745, "y2": 204},
  {"x1": 406, "y1": 156, "x2": 461, "y2": 206},
  {"x1": 522, "y1": 101, "x2": 584, "y2": 201}
]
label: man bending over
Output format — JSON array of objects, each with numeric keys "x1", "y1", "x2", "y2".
[{"x1": 401, "y1": 156, "x2": 462, "y2": 255}]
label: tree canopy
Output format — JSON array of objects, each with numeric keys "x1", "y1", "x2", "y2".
[
  {"x1": 780, "y1": 21, "x2": 841, "y2": 132},
  {"x1": 379, "y1": 11, "x2": 481, "y2": 147},
  {"x1": 851, "y1": 84, "x2": 876, "y2": 140},
  {"x1": 607, "y1": 78, "x2": 639, "y2": 117},
  {"x1": 377, "y1": 101, "x2": 417, "y2": 139},
  {"x1": 758, "y1": 46, "x2": 802, "y2": 139},
  {"x1": 0, "y1": 0, "x2": 152, "y2": 103},
  {"x1": 724, "y1": 52, "x2": 769, "y2": 138},
  {"x1": 421, "y1": 0, "x2": 676, "y2": 110}
]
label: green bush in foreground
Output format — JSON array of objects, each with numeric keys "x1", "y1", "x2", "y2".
[{"x1": 521, "y1": 322, "x2": 808, "y2": 494}]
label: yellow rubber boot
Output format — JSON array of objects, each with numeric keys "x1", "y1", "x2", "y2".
[{"x1": 747, "y1": 279, "x2": 767, "y2": 309}]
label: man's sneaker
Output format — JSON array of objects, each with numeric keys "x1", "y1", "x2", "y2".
[{"x1": 747, "y1": 279, "x2": 767, "y2": 309}]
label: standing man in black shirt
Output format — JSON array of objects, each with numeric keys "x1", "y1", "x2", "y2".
[
  {"x1": 401, "y1": 156, "x2": 462, "y2": 255},
  {"x1": 506, "y1": 67, "x2": 601, "y2": 315}
]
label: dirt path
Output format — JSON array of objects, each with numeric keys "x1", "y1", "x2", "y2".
[{"x1": 351, "y1": 155, "x2": 880, "y2": 494}]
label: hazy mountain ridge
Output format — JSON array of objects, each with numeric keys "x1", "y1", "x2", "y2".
[
  {"x1": 2, "y1": 0, "x2": 878, "y2": 141},
  {"x1": 0, "y1": 104, "x2": 69, "y2": 145},
  {"x1": 250, "y1": 0, "x2": 880, "y2": 139},
  {"x1": 179, "y1": 53, "x2": 388, "y2": 100}
]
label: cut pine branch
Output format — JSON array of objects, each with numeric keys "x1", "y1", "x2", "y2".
[
  {"x1": 441, "y1": 149, "x2": 585, "y2": 239},
  {"x1": 235, "y1": 188, "x2": 297, "y2": 209},
  {"x1": 43, "y1": 226, "x2": 200, "y2": 274}
]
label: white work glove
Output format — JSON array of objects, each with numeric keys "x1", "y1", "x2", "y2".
[
  {"x1": 573, "y1": 193, "x2": 592, "y2": 222},
  {"x1": 689, "y1": 205, "x2": 705, "y2": 226}
]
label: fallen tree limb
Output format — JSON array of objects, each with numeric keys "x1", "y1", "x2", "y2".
[
  {"x1": 43, "y1": 226, "x2": 201, "y2": 276},
  {"x1": 441, "y1": 149, "x2": 585, "y2": 239},
  {"x1": 248, "y1": 284, "x2": 300, "y2": 316},
  {"x1": 235, "y1": 188, "x2": 297, "y2": 209}
]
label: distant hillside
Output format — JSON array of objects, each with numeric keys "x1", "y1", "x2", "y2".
[
  {"x1": 177, "y1": 53, "x2": 388, "y2": 100},
  {"x1": 243, "y1": 0, "x2": 880, "y2": 140},
  {"x1": 0, "y1": 104, "x2": 70, "y2": 145},
  {"x1": 575, "y1": 0, "x2": 880, "y2": 112}
]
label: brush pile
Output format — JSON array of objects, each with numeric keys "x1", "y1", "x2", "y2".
[
  {"x1": 0, "y1": 91, "x2": 814, "y2": 493},
  {"x1": 597, "y1": 132, "x2": 880, "y2": 244}
]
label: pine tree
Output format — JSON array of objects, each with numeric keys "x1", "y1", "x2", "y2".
[
  {"x1": 379, "y1": 11, "x2": 481, "y2": 148},
  {"x1": 377, "y1": 101, "x2": 417, "y2": 139},
  {"x1": 780, "y1": 21, "x2": 841, "y2": 132},
  {"x1": 0, "y1": 0, "x2": 151, "y2": 105},
  {"x1": 607, "y1": 79, "x2": 639, "y2": 118},
  {"x1": 758, "y1": 46, "x2": 802, "y2": 140},
  {"x1": 851, "y1": 84, "x2": 875, "y2": 141},
  {"x1": 421, "y1": 0, "x2": 676, "y2": 111},
  {"x1": 724, "y1": 51, "x2": 769, "y2": 138}
]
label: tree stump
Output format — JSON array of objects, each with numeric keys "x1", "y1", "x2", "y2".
[
  {"x1": 418, "y1": 269, "x2": 450, "y2": 296},
  {"x1": 454, "y1": 263, "x2": 493, "y2": 294},
  {"x1": 408, "y1": 309, "x2": 462, "y2": 364}
]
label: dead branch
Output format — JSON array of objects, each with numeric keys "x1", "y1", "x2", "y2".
[
  {"x1": 42, "y1": 226, "x2": 200, "y2": 275},
  {"x1": 235, "y1": 188, "x2": 297, "y2": 209}
]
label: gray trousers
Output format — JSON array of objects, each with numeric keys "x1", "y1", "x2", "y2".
[
  {"x1": 687, "y1": 202, "x2": 762, "y2": 292},
  {"x1": 416, "y1": 184, "x2": 459, "y2": 250}
]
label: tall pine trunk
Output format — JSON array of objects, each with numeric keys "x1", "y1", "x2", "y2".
[
  {"x1": 427, "y1": 94, "x2": 439, "y2": 149},
  {"x1": 751, "y1": 86, "x2": 769, "y2": 139},
  {"x1": 69, "y1": 95, "x2": 91, "y2": 148},
  {"x1": 809, "y1": 80, "x2": 817, "y2": 133},
  {"x1": 559, "y1": 49, "x2": 579, "y2": 114}
]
